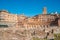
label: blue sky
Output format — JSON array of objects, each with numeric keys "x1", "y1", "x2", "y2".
[{"x1": 0, "y1": 0, "x2": 60, "y2": 16}]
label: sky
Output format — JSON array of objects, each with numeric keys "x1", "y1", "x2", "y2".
[{"x1": 0, "y1": 0, "x2": 60, "y2": 16}]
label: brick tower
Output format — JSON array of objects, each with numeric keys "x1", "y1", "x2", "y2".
[{"x1": 43, "y1": 7, "x2": 47, "y2": 14}]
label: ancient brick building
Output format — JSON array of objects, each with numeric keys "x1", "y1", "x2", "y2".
[
  {"x1": 0, "y1": 7, "x2": 60, "y2": 29},
  {"x1": 0, "y1": 10, "x2": 18, "y2": 27}
]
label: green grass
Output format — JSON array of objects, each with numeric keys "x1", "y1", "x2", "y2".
[
  {"x1": 32, "y1": 37, "x2": 40, "y2": 40},
  {"x1": 32, "y1": 37, "x2": 47, "y2": 40},
  {"x1": 54, "y1": 33, "x2": 60, "y2": 40}
]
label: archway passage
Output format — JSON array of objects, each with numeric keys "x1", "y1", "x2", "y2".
[
  {"x1": 0, "y1": 25, "x2": 8, "y2": 28},
  {"x1": 50, "y1": 18, "x2": 59, "y2": 26}
]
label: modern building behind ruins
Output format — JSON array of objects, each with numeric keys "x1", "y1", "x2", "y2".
[{"x1": 0, "y1": 7, "x2": 60, "y2": 29}]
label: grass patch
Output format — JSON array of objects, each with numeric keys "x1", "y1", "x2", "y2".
[
  {"x1": 32, "y1": 37, "x2": 47, "y2": 40},
  {"x1": 54, "y1": 33, "x2": 60, "y2": 40}
]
